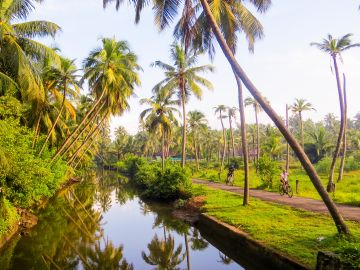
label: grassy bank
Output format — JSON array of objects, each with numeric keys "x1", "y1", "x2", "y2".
[
  {"x1": 192, "y1": 163, "x2": 360, "y2": 206},
  {"x1": 192, "y1": 184, "x2": 360, "y2": 268}
]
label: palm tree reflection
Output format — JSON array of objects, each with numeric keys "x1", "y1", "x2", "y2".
[{"x1": 142, "y1": 234, "x2": 185, "y2": 270}]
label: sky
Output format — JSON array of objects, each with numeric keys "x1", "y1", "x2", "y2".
[{"x1": 29, "y1": 0, "x2": 360, "y2": 136}]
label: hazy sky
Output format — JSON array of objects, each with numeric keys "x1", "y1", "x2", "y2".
[{"x1": 29, "y1": 0, "x2": 360, "y2": 135}]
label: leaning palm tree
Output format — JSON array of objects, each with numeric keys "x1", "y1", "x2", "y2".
[
  {"x1": 311, "y1": 34, "x2": 360, "y2": 192},
  {"x1": 52, "y1": 38, "x2": 141, "y2": 162},
  {"x1": 151, "y1": 43, "x2": 214, "y2": 168},
  {"x1": 39, "y1": 57, "x2": 80, "y2": 155},
  {"x1": 140, "y1": 91, "x2": 179, "y2": 170},
  {"x1": 290, "y1": 98, "x2": 315, "y2": 150},
  {"x1": 188, "y1": 110, "x2": 208, "y2": 170},
  {"x1": 214, "y1": 105, "x2": 227, "y2": 174},
  {"x1": 104, "y1": 0, "x2": 350, "y2": 235}
]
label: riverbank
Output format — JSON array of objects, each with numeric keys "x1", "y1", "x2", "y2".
[{"x1": 187, "y1": 183, "x2": 360, "y2": 269}]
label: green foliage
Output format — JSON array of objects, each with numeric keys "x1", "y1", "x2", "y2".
[
  {"x1": 0, "y1": 198, "x2": 19, "y2": 236},
  {"x1": 0, "y1": 118, "x2": 68, "y2": 208},
  {"x1": 335, "y1": 241, "x2": 360, "y2": 268},
  {"x1": 116, "y1": 156, "x2": 192, "y2": 200},
  {"x1": 315, "y1": 157, "x2": 332, "y2": 174},
  {"x1": 0, "y1": 96, "x2": 22, "y2": 119},
  {"x1": 257, "y1": 156, "x2": 280, "y2": 188}
]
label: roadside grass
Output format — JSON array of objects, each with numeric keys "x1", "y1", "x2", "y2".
[
  {"x1": 191, "y1": 162, "x2": 360, "y2": 206},
  {"x1": 192, "y1": 184, "x2": 360, "y2": 268}
]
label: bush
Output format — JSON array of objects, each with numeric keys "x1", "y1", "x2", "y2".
[
  {"x1": 335, "y1": 241, "x2": 360, "y2": 268},
  {"x1": 257, "y1": 156, "x2": 280, "y2": 188},
  {"x1": 0, "y1": 118, "x2": 67, "y2": 208},
  {"x1": 127, "y1": 159, "x2": 192, "y2": 201},
  {"x1": 227, "y1": 157, "x2": 243, "y2": 169},
  {"x1": 315, "y1": 157, "x2": 332, "y2": 174},
  {"x1": 344, "y1": 156, "x2": 360, "y2": 172}
]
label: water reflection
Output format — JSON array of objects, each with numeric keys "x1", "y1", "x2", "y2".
[
  {"x1": 142, "y1": 234, "x2": 185, "y2": 270},
  {"x1": 0, "y1": 170, "x2": 243, "y2": 270}
]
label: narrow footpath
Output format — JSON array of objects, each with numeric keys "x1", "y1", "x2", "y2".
[{"x1": 192, "y1": 179, "x2": 360, "y2": 222}]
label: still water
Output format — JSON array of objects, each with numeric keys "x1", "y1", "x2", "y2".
[{"x1": 0, "y1": 171, "x2": 243, "y2": 269}]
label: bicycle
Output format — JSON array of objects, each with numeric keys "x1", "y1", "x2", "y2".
[
  {"x1": 279, "y1": 181, "x2": 293, "y2": 198},
  {"x1": 226, "y1": 171, "x2": 234, "y2": 186}
]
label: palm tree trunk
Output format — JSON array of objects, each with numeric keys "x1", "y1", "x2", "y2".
[
  {"x1": 61, "y1": 101, "x2": 105, "y2": 159},
  {"x1": 299, "y1": 112, "x2": 304, "y2": 149},
  {"x1": 219, "y1": 111, "x2": 226, "y2": 173},
  {"x1": 39, "y1": 82, "x2": 67, "y2": 156},
  {"x1": 68, "y1": 115, "x2": 106, "y2": 166},
  {"x1": 194, "y1": 139, "x2": 199, "y2": 170},
  {"x1": 184, "y1": 233, "x2": 191, "y2": 270},
  {"x1": 161, "y1": 132, "x2": 165, "y2": 171},
  {"x1": 74, "y1": 138, "x2": 97, "y2": 170},
  {"x1": 51, "y1": 89, "x2": 106, "y2": 163},
  {"x1": 181, "y1": 80, "x2": 187, "y2": 168},
  {"x1": 338, "y1": 73, "x2": 347, "y2": 182},
  {"x1": 32, "y1": 114, "x2": 41, "y2": 149},
  {"x1": 328, "y1": 56, "x2": 345, "y2": 192},
  {"x1": 234, "y1": 72, "x2": 249, "y2": 206},
  {"x1": 286, "y1": 104, "x2": 290, "y2": 172},
  {"x1": 255, "y1": 109, "x2": 260, "y2": 162},
  {"x1": 199, "y1": 0, "x2": 349, "y2": 234},
  {"x1": 229, "y1": 116, "x2": 235, "y2": 157}
]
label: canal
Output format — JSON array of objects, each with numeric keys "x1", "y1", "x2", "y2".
[{"x1": 0, "y1": 171, "x2": 243, "y2": 269}]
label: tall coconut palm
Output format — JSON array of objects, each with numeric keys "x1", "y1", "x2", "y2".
[
  {"x1": 0, "y1": 0, "x2": 61, "y2": 99},
  {"x1": 214, "y1": 105, "x2": 227, "y2": 173},
  {"x1": 104, "y1": 0, "x2": 350, "y2": 234},
  {"x1": 227, "y1": 107, "x2": 237, "y2": 158},
  {"x1": 140, "y1": 91, "x2": 179, "y2": 170},
  {"x1": 311, "y1": 34, "x2": 359, "y2": 192},
  {"x1": 290, "y1": 98, "x2": 315, "y2": 150},
  {"x1": 151, "y1": 43, "x2": 213, "y2": 168},
  {"x1": 52, "y1": 38, "x2": 141, "y2": 162},
  {"x1": 188, "y1": 110, "x2": 207, "y2": 170},
  {"x1": 338, "y1": 74, "x2": 347, "y2": 182},
  {"x1": 39, "y1": 57, "x2": 80, "y2": 155},
  {"x1": 245, "y1": 97, "x2": 264, "y2": 164},
  {"x1": 195, "y1": 0, "x2": 349, "y2": 233}
]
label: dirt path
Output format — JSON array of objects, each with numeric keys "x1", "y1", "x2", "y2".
[{"x1": 193, "y1": 179, "x2": 360, "y2": 223}]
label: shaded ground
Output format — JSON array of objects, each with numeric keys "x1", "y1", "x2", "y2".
[{"x1": 192, "y1": 179, "x2": 360, "y2": 222}]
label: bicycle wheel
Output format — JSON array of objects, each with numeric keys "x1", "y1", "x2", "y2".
[
  {"x1": 287, "y1": 186, "x2": 293, "y2": 198},
  {"x1": 279, "y1": 184, "x2": 285, "y2": 196}
]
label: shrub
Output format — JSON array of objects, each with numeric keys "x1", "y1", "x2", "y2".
[
  {"x1": 227, "y1": 157, "x2": 243, "y2": 169},
  {"x1": 0, "y1": 119, "x2": 67, "y2": 208},
  {"x1": 344, "y1": 156, "x2": 360, "y2": 172},
  {"x1": 128, "y1": 159, "x2": 192, "y2": 201},
  {"x1": 315, "y1": 157, "x2": 332, "y2": 174},
  {"x1": 257, "y1": 156, "x2": 280, "y2": 188},
  {"x1": 335, "y1": 241, "x2": 360, "y2": 268}
]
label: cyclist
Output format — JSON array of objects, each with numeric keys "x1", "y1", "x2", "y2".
[
  {"x1": 280, "y1": 169, "x2": 289, "y2": 190},
  {"x1": 226, "y1": 164, "x2": 235, "y2": 185}
]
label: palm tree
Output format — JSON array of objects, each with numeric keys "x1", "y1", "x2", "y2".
[
  {"x1": 52, "y1": 38, "x2": 141, "y2": 162},
  {"x1": 140, "y1": 91, "x2": 179, "y2": 170},
  {"x1": 338, "y1": 74, "x2": 347, "y2": 182},
  {"x1": 196, "y1": 0, "x2": 349, "y2": 234},
  {"x1": 214, "y1": 105, "x2": 227, "y2": 173},
  {"x1": 245, "y1": 97, "x2": 264, "y2": 164},
  {"x1": 104, "y1": 0, "x2": 350, "y2": 234},
  {"x1": 0, "y1": 0, "x2": 61, "y2": 98},
  {"x1": 142, "y1": 234, "x2": 185, "y2": 270},
  {"x1": 39, "y1": 57, "x2": 80, "y2": 155},
  {"x1": 290, "y1": 98, "x2": 315, "y2": 149},
  {"x1": 311, "y1": 34, "x2": 360, "y2": 191},
  {"x1": 188, "y1": 110, "x2": 207, "y2": 170},
  {"x1": 227, "y1": 107, "x2": 237, "y2": 158},
  {"x1": 151, "y1": 43, "x2": 213, "y2": 168}
]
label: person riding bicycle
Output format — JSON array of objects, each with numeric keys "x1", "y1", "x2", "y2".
[
  {"x1": 280, "y1": 169, "x2": 289, "y2": 189},
  {"x1": 226, "y1": 164, "x2": 235, "y2": 185}
]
